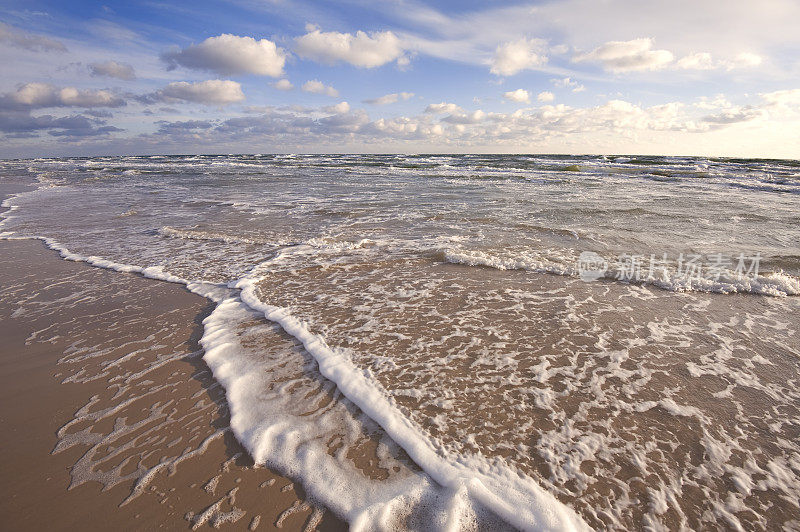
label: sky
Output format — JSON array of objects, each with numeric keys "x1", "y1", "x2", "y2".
[{"x1": 2, "y1": 0, "x2": 800, "y2": 158}]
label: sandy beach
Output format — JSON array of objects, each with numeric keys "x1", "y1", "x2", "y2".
[
  {"x1": 2, "y1": 154, "x2": 798, "y2": 530},
  {"x1": 0, "y1": 236, "x2": 345, "y2": 530}
]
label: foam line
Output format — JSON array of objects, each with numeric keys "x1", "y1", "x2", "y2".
[
  {"x1": 3, "y1": 190, "x2": 588, "y2": 530},
  {"x1": 443, "y1": 247, "x2": 800, "y2": 297},
  {"x1": 234, "y1": 269, "x2": 589, "y2": 531}
]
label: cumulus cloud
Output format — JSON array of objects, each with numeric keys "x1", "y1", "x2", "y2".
[
  {"x1": 503, "y1": 89, "x2": 530, "y2": 103},
  {"x1": 364, "y1": 92, "x2": 414, "y2": 105},
  {"x1": 295, "y1": 27, "x2": 407, "y2": 68},
  {"x1": 425, "y1": 102, "x2": 462, "y2": 114},
  {"x1": 272, "y1": 79, "x2": 294, "y2": 90},
  {"x1": 323, "y1": 101, "x2": 351, "y2": 114},
  {"x1": 89, "y1": 60, "x2": 136, "y2": 80},
  {"x1": 537, "y1": 91, "x2": 555, "y2": 102},
  {"x1": 162, "y1": 34, "x2": 286, "y2": 77},
  {"x1": 363, "y1": 115, "x2": 444, "y2": 138},
  {"x1": 38, "y1": 91, "x2": 788, "y2": 155},
  {"x1": 552, "y1": 77, "x2": 586, "y2": 93},
  {"x1": 0, "y1": 22, "x2": 66, "y2": 52},
  {"x1": 175, "y1": 98, "x2": 742, "y2": 146},
  {"x1": 301, "y1": 80, "x2": 339, "y2": 97},
  {"x1": 0, "y1": 83, "x2": 125, "y2": 109},
  {"x1": 490, "y1": 37, "x2": 547, "y2": 76},
  {"x1": 155, "y1": 80, "x2": 245, "y2": 105},
  {"x1": 574, "y1": 38, "x2": 673, "y2": 72},
  {"x1": 518, "y1": 98, "x2": 769, "y2": 134}
]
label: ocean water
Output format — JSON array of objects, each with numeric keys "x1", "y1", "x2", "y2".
[{"x1": 1, "y1": 154, "x2": 799, "y2": 530}]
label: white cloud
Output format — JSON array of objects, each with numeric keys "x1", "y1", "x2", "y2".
[
  {"x1": 89, "y1": 60, "x2": 136, "y2": 80},
  {"x1": 574, "y1": 38, "x2": 673, "y2": 72},
  {"x1": 323, "y1": 101, "x2": 351, "y2": 114},
  {"x1": 272, "y1": 79, "x2": 294, "y2": 91},
  {"x1": 368, "y1": 94, "x2": 398, "y2": 105},
  {"x1": 694, "y1": 94, "x2": 732, "y2": 110},
  {"x1": 0, "y1": 22, "x2": 66, "y2": 52},
  {"x1": 552, "y1": 77, "x2": 586, "y2": 93},
  {"x1": 362, "y1": 115, "x2": 443, "y2": 137},
  {"x1": 317, "y1": 109, "x2": 370, "y2": 132},
  {"x1": 490, "y1": 37, "x2": 547, "y2": 76},
  {"x1": 162, "y1": 34, "x2": 286, "y2": 77},
  {"x1": 295, "y1": 28, "x2": 406, "y2": 68},
  {"x1": 425, "y1": 102, "x2": 462, "y2": 114},
  {"x1": 537, "y1": 91, "x2": 555, "y2": 103},
  {"x1": 391, "y1": 1, "x2": 791, "y2": 65},
  {"x1": 301, "y1": 80, "x2": 339, "y2": 97},
  {"x1": 550, "y1": 44, "x2": 570, "y2": 55},
  {"x1": 503, "y1": 89, "x2": 530, "y2": 103},
  {"x1": 7, "y1": 89, "x2": 799, "y2": 158},
  {"x1": 0, "y1": 83, "x2": 125, "y2": 109},
  {"x1": 374, "y1": 0, "x2": 791, "y2": 83},
  {"x1": 676, "y1": 51, "x2": 763, "y2": 71},
  {"x1": 155, "y1": 94, "x2": 786, "y2": 150},
  {"x1": 442, "y1": 110, "x2": 486, "y2": 124},
  {"x1": 676, "y1": 52, "x2": 715, "y2": 70},
  {"x1": 161, "y1": 97, "x2": 772, "y2": 144},
  {"x1": 700, "y1": 106, "x2": 763, "y2": 126},
  {"x1": 762, "y1": 89, "x2": 800, "y2": 107},
  {"x1": 159, "y1": 80, "x2": 245, "y2": 105},
  {"x1": 364, "y1": 92, "x2": 414, "y2": 105},
  {"x1": 729, "y1": 52, "x2": 762, "y2": 69}
]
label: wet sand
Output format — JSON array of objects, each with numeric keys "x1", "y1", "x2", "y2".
[{"x1": 0, "y1": 238, "x2": 346, "y2": 531}]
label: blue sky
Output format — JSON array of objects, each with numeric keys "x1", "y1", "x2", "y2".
[{"x1": 2, "y1": 0, "x2": 800, "y2": 158}]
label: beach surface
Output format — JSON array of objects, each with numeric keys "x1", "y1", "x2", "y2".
[
  {"x1": 1, "y1": 155, "x2": 799, "y2": 530},
  {"x1": 0, "y1": 237, "x2": 345, "y2": 531}
]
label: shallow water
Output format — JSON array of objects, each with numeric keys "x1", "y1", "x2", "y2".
[{"x1": 2, "y1": 154, "x2": 799, "y2": 530}]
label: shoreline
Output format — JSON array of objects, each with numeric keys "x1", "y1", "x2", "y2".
[
  {"x1": 0, "y1": 235, "x2": 345, "y2": 530},
  {"x1": 3, "y1": 155, "x2": 798, "y2": 529}
]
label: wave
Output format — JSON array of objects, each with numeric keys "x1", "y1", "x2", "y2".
[
  {"x1": 234, "y1": 259, "x2": 589, "y2": 531},
  {"x1": 441, "y1": 248, "x2": 577, "y2": 277},
  {"x1": 1, "y1": 191, "x2": 589, "y2": 531},
  {"x1": 158, "y1": 226, "x2": 278, "y2": 246},
  {"x1": 441, "y1": 247, "x2": 800, "y2": 297}
]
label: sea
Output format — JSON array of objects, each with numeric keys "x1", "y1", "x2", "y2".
[{"x1": 1, "y1": 154, "x2": 799, "y2": 530}]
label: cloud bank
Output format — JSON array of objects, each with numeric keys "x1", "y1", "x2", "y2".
[{"x1": 0, "y1": 83, "x2": 125, "y2": 109}]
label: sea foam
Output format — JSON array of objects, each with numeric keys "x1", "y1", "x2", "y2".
[{"x1": 1, "y1": 190, "x2": 589, "y2": 531}]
